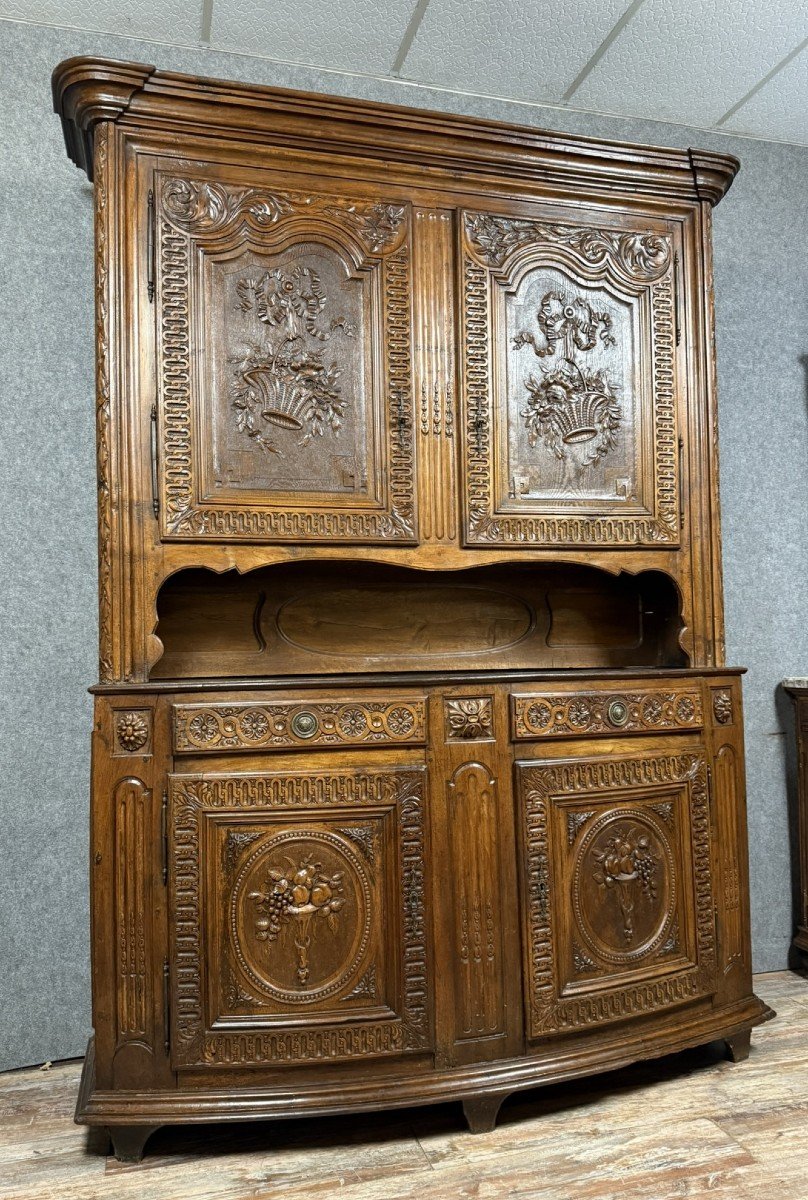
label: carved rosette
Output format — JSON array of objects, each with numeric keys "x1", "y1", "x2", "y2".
[
  {"x1": 445, "y1": 697, "x2": 494, "y2": 740},
  {"x1": 114, "y1": 710, "x2": 150, "y2": 754},
  {"x1": 173, "y1": 698, "x2": 426, "y2": 752},
  {"x1": 712, "y1": 690, "x2": 733, "y2": 725},
  {"x1": 513, "y1": 691, "x2": 703, "y2": 739}
]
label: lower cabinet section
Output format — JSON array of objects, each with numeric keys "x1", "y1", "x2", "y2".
[
  {"x1": 80, "y1": 671, "x2": 772, "y2": 1160},
  {"x1": 168, "y1": 766, "x2": 431, "y2": 1067},
  {"x1": 515, "y1": 747, "x2": 716, "y2": 1041}
]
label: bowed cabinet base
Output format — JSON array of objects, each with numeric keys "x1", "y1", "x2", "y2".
[{"x1": 78, "y1": 995, "x2": 772, "y2": 1162}]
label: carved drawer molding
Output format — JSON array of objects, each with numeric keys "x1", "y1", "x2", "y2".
[
  {"x1": 173, "y1": 697, "x2": 427, "y2": 753},
  {"x1": 511, "y1": 689, "x2": 703, "y2": 740}
]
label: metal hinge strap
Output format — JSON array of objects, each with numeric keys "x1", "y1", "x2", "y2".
[
  {"x1": 150, "y1": 403, "x2": 160, "y2": 519},
  {"x1": 147, "y1": 189, "x2": 156, "y2": 303}
]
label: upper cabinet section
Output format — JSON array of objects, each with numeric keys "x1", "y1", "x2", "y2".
[
  {"x1": 460, "y1": 205, "x2": 679, "y2": 549},
  {"x1": 155, "y1": 164, "x2": 417, "y2": 544}
]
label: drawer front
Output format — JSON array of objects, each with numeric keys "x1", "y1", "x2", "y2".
[
  {"x1": 515, "y1": 745, "x2": 717, "y2": 1041},
  {"x1": 168, "y1": 764, "x2": 430, "y2": 1068},
  {"x1": 511, "y1": 685, "x2": 703, "y2": 741},
  {"x1": 173, "y1": 697, "x2": 427, "y2": 753}
]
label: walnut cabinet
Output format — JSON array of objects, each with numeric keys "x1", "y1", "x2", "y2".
[{"x1": 54, "y1": 58, "x2": 771, "y2": 1162}]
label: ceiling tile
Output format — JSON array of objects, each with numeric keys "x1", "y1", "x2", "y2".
[
  {"x1": 722, "y1": 44, "x2": 808, "y2": 145},
  {"x1": 401, "y1": 0, "x2": 631, "y2": 103},
  {"x1": 572, "y1": 0, "x2": 808, "y2": 126},
  {"x1": 0, "y1": 0, "x2": 203, "y2": 42},
  {"x1": 209, "y1": 0, "x2": 416, "y2": 74}
]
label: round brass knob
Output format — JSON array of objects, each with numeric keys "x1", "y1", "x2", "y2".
[
  {"x1": 607, "y1": 698, "x2": 629, "y2": 727},
  {"x1": 291, "y1": 710, "x2": 319, "y2": 739}
]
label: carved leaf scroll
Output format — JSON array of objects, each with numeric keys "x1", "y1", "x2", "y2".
[
  {"x1": 161, "y1": 177, "x2": 407, "y2": 255},
  {"x1": 464, "y1": 212, "x2": 671, "y2": 281}
]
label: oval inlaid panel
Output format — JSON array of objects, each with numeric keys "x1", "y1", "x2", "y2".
[
  {"x1": 230, "y1": 829, "x2": 372, "y2": 1004},
  {"x1": 572, "y1": 809, "x2": 676, "y2": 965},
  {"x1": 276, "y1": 586, "x2": 534, "y2": 658}
]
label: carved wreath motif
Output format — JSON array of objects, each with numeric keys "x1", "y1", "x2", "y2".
[
  {"x1": 115, "y1": 711, "x2": 149, "y2": 753},
  {"x1": 249, "y1": 854, "x2": 346, "y2": 988}
]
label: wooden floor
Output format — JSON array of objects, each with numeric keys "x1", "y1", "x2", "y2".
[{"x1": 2, "y1": 972, "x2": 807, "y2": 1200}]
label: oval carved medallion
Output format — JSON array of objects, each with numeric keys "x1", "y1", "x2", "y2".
[
  {"x1": 572, "y1": 809, "x2": 676, "y2": 965},
  {"x1": 230, "y1": 829, "x2": 372, "y2": 1004}
]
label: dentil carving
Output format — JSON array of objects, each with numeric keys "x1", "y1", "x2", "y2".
[
  {"x1": 591, "y1": 827, "x2": 659, "y2": 944},
  {"x1": 249, "y1": 854, "x2": 346, "y2": 987},
  {"x1": 231, "y1": 266, "x2": 356, "y2": 456},
  {"x1": 514, "y1": 291, "x2": 621, "y2": 487}
]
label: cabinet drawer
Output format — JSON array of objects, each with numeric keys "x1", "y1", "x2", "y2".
[
  {"x1": 173, "y1": 697, "x2": 427, "y2": 754},
  {"x1": 511, "y1": 685, "x2": 703, "y2": 741}
]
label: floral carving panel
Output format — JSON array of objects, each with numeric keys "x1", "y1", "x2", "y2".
[
  {"x1": 516, "y1": 752, "x2": 716, "y2": 1039},
  {"x1": 156, "y1": 172, "x2": 416, "y2": 544},
  {"x1": 168, "y1": 767, "x2": 429, "y2": 1068},
  {"x1": 460, "y1": 209, "x2": 678, "y2": 548}
]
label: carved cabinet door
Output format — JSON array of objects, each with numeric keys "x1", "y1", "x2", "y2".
[
  {"x1": 515, "y1": 745, "x2": 717, "y2": 1041},
  {"x1": 167, "y1": 766, "x2": 430, "y2": 1069},
  {"x1": 459, "y1": 206, "x2": 680, "y2": 548},
  {"x1": 154, "y1": 163, "x2": 417, "y2": 543}
]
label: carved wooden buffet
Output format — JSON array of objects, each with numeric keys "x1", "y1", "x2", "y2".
[{"x1": 53, "y1": 57, "x2": 772, "y2": 1161}]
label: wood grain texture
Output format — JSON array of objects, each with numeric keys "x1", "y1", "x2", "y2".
[
  {"x1": 0, "y1": 972, "x2": 802, "y2": 1195},
  {"x1": 52, "y1": 58, "x2": 762, "y2": 1162}
]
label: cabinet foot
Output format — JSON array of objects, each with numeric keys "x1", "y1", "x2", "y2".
[
  {"x1": 462, "y1": 1093, "x2": 507, "y2": 1134},
  {"x1": 107, "y1": 1125, "x2": 160, "y2": 1163},
  {"x1": 725, "y1": 1029, "x2": 752, "y2": 1063}
]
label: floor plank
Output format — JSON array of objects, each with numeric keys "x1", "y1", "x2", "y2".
[{"x1": 1, "y1": 973, "x2": 806, "y2": 1200}]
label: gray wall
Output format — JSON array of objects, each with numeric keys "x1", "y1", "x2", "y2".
[{"x1": 1, "y1": 17, "x2": 806, "y2": 1072}]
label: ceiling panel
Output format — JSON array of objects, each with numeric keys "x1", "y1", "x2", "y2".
[
  {"x1": 0, "y1": 0, "x2": 202, "y2": 42},
  {"x1": 401, "y1": 0, "x2": 631, "y2": 103},
  {"x1": 572, "y1": 0, "x2": 808, "y2": 126},
  {"x1": 209, "y1": 0, "x2": 415, "y2": 73},
  {"x1": 722, "y1": 44, "x2": 808, "y2": 145}
]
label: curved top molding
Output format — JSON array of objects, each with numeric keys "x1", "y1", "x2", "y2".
[{"x1": 52, "y1": 56, "x2": 740, "y2": 203}]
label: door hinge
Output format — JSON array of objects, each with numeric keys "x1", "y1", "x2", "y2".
[
  {"x1": 160, "y1": 788, "x2": 168, "y2": 885},
  {"x1": 163, "y1": 959, "x2": 171, "y2": 1056},
  {"x1": 150, "y1": 403, "x2": 160, "y2": 518},
  {"x1": 678, "y1": 436, "x2": 685, "y2": 529},
  {"x1": 147, "y1": 189, "x2": 156, "y2": 303},
  {"x1": 673, "y1": 251, "x2": 681, "y2": 345}
]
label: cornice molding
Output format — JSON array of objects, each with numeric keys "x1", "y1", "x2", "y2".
[
  {"x1": 52, "y1": 57, "x2": 156, "y2": 179},
  {"x1": 52, "y1": 57, "x2": 740, "y2": 205}
]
